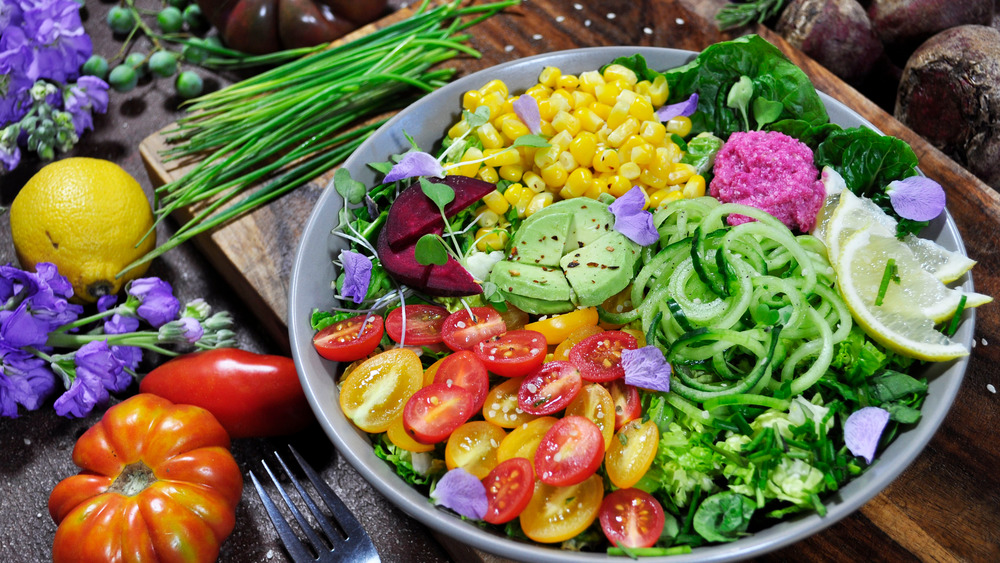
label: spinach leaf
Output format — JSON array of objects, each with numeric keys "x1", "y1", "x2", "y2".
[
  {"x1": 768, "y1": 119, "x2": 842, "y2": 149},
  {"x1": 692, "y1": 491, "x2": 756, "y2": 543},
  {"x1": 662, "y1": 35, "x2": 828, "y2": 138}
]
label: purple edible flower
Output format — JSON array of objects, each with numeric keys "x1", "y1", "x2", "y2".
[
  {"x1": 655, "y1": 93, "x2": 699, "y2": 123},
  {"x1": 128, "y1": 278, "x2": 181, "y2": 328},
  {"x1": 886, "y1": 176, "x2": 946, "y2": 222},
  {"x1": 512, "y1": 95, "x2": 542, "y2": 135},
  {"x1": 430, "y1": 467, "x2": 488, "y2": 520},
  {"x1": 53, "y1": 340, "x2": 126, "y2": 417},
  {"x1": 608, "y1": 186, "x2": 659, "y2": 246},
  {"x1": 0, "y1": 350, "x2": 57, "y2": 416},
  {"x1": 622, "y1": 346, "x2": 671, "y2": 392},
  {"x1": 844, "y1": 406, "x2": 890, "y2": 464},
  {"x1": 158, "y1": 317, "x2": 204, "y2": 345},
  {"x1": 383, "y1": 151, "x2": 445, "y2": 183},
  {"x1": 63, "y1": 75, "x2": 110, "y2": 135},
  {"x1": 104, "y1": 313, "x2": 142, "y2": 370},
  {"x1": 340, "y1": 250, "x2": 373, "y2": 304}
]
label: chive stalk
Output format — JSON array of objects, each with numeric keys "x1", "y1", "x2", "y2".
[{"x1": 118, "y1": 0, "x2": 520, "y2": 276}]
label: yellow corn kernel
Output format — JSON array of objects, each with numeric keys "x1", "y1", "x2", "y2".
[
  {"x1": 648, "y1": 75, "x2": 669, "y2": 107},
  {"x1": 562, "y1": 167, "x2": 593, "y2": 199},
  {"x1": 619, "y1": 161, "x2": 642, "y2": 181},
  {"x1": 497, "y1": 98, "x2": 515, "y2": 120},
  {"x1": 665, "y1": 115, "x2": 693, "y2": 138},
  {"x1": 499, "y1": 114, "x2": 530, "y2": 140},
  {"x1": 480, "y1": 91, "x2": 506, "y2": 119},
  {"x1": 589, "y1": 101, "x2": 612, "y2": 120},
  {"x1": 639, "y1": 120, "x2": 666, "y2": 145},
  {"x1": 539, "y1": 121, "x2": 556, "y2": 137},
  {"x1": 476, "y1": 122, "x2": 504, "y2": 150},
  {"x1": 522, "y1": 171, "x2": 546, "y2": 193},
  {"x1": 607, "y1": 101, "x2": 630, "y2": 131},
  {"x1": 557, "y1": 150, "x2": 578, "y2": 171},
  {"x1": 655, "y1": 142, "x2": 682, "y2": 167},
  {"x1": 514, "y1": 185, "x2": 534, "y2": 216},
  {"x1": 556, "y1": 73, "x2": 579, "y2": 91},
  {"x1": 593, "y1": 148, "x2": 620, "y2": 173},
  {"x1": 682, "y1": 174, "x2": 707, "y2": 199},
  {"x1": 479, "y1": 79, "x2": 509, "y2": 99},
  {"x1": 550, "y1": 130, "x2": 574, "y2": 151},
  {"x1": 475, "y1": 228, "x2": 509, "y2": 252},
  {"x1": 594, "y1": 82, "x2": 622, "y2": 106},
  {"x1": 477, "y1": 166, "x2": 500, "y2": 185},
  {"x1": 634, "y1": 80, "x2": 651, "y2": 99},
  {"x1": 455, "y1": 146, "x2": 483, "y2": 177},
  {"x1": 499, "y1": 163, "x2": 525, "y2": 183},
  {"x1": 569, "y1": 131, "x2": 598, "y2": 167},
  {"x1": 448, "y1": 119, "x2": 470, "y2": 140},
  {"x1": 475, "y1": 206, "x2": 500, "y2": 228},
  {"x1": 608, "y1": 117, "x2": 639, "y2": 147},
  {"x1": 462, "y1": 90, "x2": 482, "y2": 111},
  {"x1": 639, "y1": 167, "x2": 668, "y2": 190},
  {"x1": 571, "y1": 90, "x2": 596, "y2": 109},
  {"x1": 616, "y1": 88, "x2": 638, "y2": 107},
  {"x1": 483, "y1": 147, "x2": 518, "y2": 167},
  {"x1": 596, "y1": 125, "x2": 612, "y2": 145},
  {"x1": 538, "y1": 98, "x2": 559, "y2": 122},
  {"x1": 584, "y1": 179, "x2": 608, "y2": 199},
  {"x1": 540, "y1": 163, "x2": 568, "y2": 188},
  {"x1": 539, "y1": 66, "x2": 562, "y2": 88},
  {"x1": 617, "y1": 135, "x2": 644, "y2": 160},
  {"x1": 483, "y1": 189, "x2": 509, "y2": 214},
  {"x1": 602, "y1": 63, "x2": 638, "y2": 86},
  {"x1": 628, "y1": 96, "x2": 656, "y2": 122},
  {"x1": 552, "y1": 111, "x2": 581, "y2": 137},
  {"x1": 629, "y1": 143, "x2": 654, "y2": 166},
  {"x1": 504, "y1": 183, "x2": 526, "y2": 206},
  {"x1": 526, "y1": 192, "x2": 554, "y2": 216},
  {"x1": 654, "y1": 189, "x2": 684, "y2": 209},
  {"x1": 534, "y1": 145, "x2": 560, "y2": 169},
  {"x1": 573, "y1": 106, "x2": 605, "y2": 133},
  {"x1": 647, "y1": 189, "x2": 671, "y2": 209},
  {"x1": 578, "y1": 70, "x2": 604, "y2": 93},
  {"x1": 667, "y1": 162, "x2": 697, "y2": 185},
  {"x1": 605, "y1": 174, "x2": 632, "y2": 197},
  {"x1": 526, "y1": 84, "x2": 552, "y2": 100},
  {"x1": 552, "y1": 89, "x2": 575, "y2": 110}
]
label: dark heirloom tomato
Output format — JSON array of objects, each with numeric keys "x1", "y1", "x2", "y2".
[
  {"x1": 48, "y1": 394, "x2": 243, "y2": 563},
  {"x1": 197, "y1": 0, "x2": 388, "y2": 54}
]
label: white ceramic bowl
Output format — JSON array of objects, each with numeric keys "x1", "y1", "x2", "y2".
[{"x1": 288, "y1": 47, "x2": 975, "y2": 562}]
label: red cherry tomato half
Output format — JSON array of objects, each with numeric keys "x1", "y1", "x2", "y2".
[
  {"x1": 482, "y1": 457, "x2": 535, "y2": 524},
  {"x1": 606, "y1": 379, "x2": 642, "y2": 430},
  {"x1": 433, "y1": 350, "x2": 490, "y2": 412},
  {"x1": 473, "y1": 329, "x2": 547, "y2": 378},
  {"x1": 598, "y1": 488, "x2": 666, "y2": 548},
  {"x1": 403, "y1": 383, "x2": 476, "y2": 444},
  {"x1": 441, "y1": 307, "x2": 507, "y2": 351},
  {"x1": 534, "y1": 415, "x2": 605, "y2": 486},
  {"x1": 517, "y1": 361, "x2": 582, "y2": 416},
  {"x1": 569, "y1": 330, "x2": 638, "y2": 382},
  {"x1": 385, "y1": 304, "x2": 450, "y2": 346},
  {"x1": 312, "y1": 314, "x2": 384, "y2": 362}
]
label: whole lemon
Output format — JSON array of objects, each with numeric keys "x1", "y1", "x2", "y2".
[{"x1": 10, "y1": 157, "x2": 157, "y2": 303}]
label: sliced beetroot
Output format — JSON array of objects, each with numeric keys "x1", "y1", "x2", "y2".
[
  {"x1": 382, "y1": 175, "x2": 497, "y2": 250},
  {"x1": 376, "y1": 222, "x2": 483, "y2": 297}
]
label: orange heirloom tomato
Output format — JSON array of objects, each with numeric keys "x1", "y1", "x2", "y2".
[
  {"x1": 482, "y1": 376, "x2": 536, "y2": 428},
  {"x1": 565, "y1": 383, "x2": 616, "y2": 449},
  {"x1": 48, "y1": 394, "x2": 242, "y2": 563}
]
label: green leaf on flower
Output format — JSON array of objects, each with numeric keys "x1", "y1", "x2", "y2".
[{"x1": 414, "y1": 233, "x2": 449, "y2": 265}]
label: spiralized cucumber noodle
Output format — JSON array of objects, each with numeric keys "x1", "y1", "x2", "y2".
[{"x1": 600, "y1": 197, "x2": 852, "y2": 411}]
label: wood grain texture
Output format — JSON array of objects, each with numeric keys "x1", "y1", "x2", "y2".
[{"x1": 136, "y1": 2, "x2": 1000, "y2": 562}]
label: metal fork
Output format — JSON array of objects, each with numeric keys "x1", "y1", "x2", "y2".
[{"x1": 250, "y1": 446, "x2": 380, "y2": 563}]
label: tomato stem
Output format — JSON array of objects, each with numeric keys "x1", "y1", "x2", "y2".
[{"x1": 109, "y1": 462, "x2": 157, "y2": 497}]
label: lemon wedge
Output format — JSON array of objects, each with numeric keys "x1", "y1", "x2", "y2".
[{"x1": 835, "y1": 228, "x2": 989, "y2": 361}]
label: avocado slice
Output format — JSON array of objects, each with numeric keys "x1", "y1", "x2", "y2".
[
  {"x1": 489, "y1": 261, "x2": 575, "y2": 314},
  {"x1": 560, "y1": 231, "x2": 640, "y2": 307},
  {"x1": 509, "y1": 213, "x2": 571, "y2": 267}
]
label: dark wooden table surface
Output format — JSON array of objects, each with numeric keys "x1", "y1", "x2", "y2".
[{"x1": 2, "y1": 1, "x2": 998, "y2": 562}]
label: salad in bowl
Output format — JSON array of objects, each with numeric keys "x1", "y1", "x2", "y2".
[{"x1": 288, "y1": 36, "x2": 987, "y2": 561}]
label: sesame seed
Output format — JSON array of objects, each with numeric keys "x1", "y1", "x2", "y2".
[
  {"x1": 573, "y1": 3, "x2": 583, "y2": 9},
  {"x1": 643, "y1": 27, "x2": 653, "y2": 35},
  {"x1": 988, "y1": 384, "x2": 997, "y2": 394},
  {"x1": 607, "y1": 12, "x2": 616, "y2": 19},
  {"x1": 982, "y1": 338, "x2": 989, "y2": 346},
  {"x1": 675, "y1": 17, "x2": 685, "y2": 25},
  {"x1": 585, "y1": 19, "x2": 591, "y2": 26},
  {"x1": 504, "y1": 44, "x2": 514, "y2": 52},
  {"x1": 456, "y1": 321, "x2": 466, "y2": 328},
  {"x1": 556, "y1": 15, "x2": 565, "y2": 22},
  {"x1": 532, "y1": 33, "x2": 543, "y2": 40}
]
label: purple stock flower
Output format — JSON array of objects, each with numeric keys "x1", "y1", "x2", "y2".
[
  {"x1": 656, "y1": 93, "x2": 699, "y2": 123},
  {"x1": 622, "y1": 346, "x2": 671, "y2": 392},
  {"x1": 104, "y1": 313, "x2": 142, "y2": 370},
  {"x1": 340, "y1": 250, "x2": 372, "y2": 304},
  {"x1": 383, "y1": 151, "x2": 445, "y2": 183},
  {"x1": 430, "y1": 467, "x2": 488, "y2": 519},
  {"x1": 128, "y1": 278, "x2": 181, "y2": 328},
  {"x1": 1, "y1": 301, "x2": 52, "y2": 349},
  {"x1": 53, "y1": 340, "x2": 128, "y2": 418},
  {"x1": 608, "y1": 186, "x2": 660, "y2": 246},
  {"x1": 19, "y1": 0, "x2": 91, "y2": 83},
  {"x1": 0, "y1": 262, "x2": 81, "y2": 348},
  {"x1": 512, "y1": 95, "x2": 541, "y2": 135},
  {"x1": 0, "y1": 349, "x2": 57, "y2": 416},
  {"x1": 64, "y1": 75, "x2": 109, "y2": 135}
]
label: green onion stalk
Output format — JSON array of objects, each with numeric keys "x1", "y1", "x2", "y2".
[{"x1": 118, "y1": 0, "x2": 520, "y2": 276}]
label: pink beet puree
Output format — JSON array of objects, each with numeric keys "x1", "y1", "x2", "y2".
[{"x1": 709, "y1": 130, "x2": 825, "y2": 232}]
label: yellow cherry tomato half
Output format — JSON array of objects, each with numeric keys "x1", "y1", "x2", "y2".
[
  {"x1": 525, "y1": 307, "x2": 599, "y2": 345},
  {"x1": 422, "y1": 355, "x2": 447, "y2": 387},
  {"x1": 551, "y1": 324, "x2": 604, "y2": 361},
  {"x1": 565, "y1": 383, "x2": 616, "y2": 449},
  {"x1": 519, "y1": 474, "x2": 604, "y2": 543},
  {"x1": 483, "y1": 376, "x2": 537, "y2": 428},
  {"x1": 386, "y1": 417, "x2": 435, "y2": 453},
  {"x1": 339, "y1": 348, "x2": 423, "y2": 433},
  {"x1": 445, "y1": 421, "x2": 507, "y2": 478},
  {"x1": 605, "y1": 418, "x2": 660, "y2": 489},
  {"x1": 496, "y1": 416, "x2": 558, "y2": 473}
]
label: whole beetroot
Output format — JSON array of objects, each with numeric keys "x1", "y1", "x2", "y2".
[
  {"x1": 777, "y1": 0, "x2": 885, "y2": 85},
  {"x1": 868, "y1": 0, "x2": 994, "y2": 61},
  {"x1": 895, "y1": 25, "x2": 1000, "y2": 189}
]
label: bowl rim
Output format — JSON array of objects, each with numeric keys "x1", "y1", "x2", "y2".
[{"x1": 288, "y1": 46, "x2": 975, "y2": 562}]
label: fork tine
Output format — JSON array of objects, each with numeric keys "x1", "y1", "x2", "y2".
[
  {"x1": 287, "y1": 446, "x2": 368, "y2": 539},
  {"x1": 249, "y1": 469, "x2": 315, "y2": 562},
  {"x1": 261, "y1": 457, "x2": 333, "y2": 556},
  {"x1": 273, "y1": 450, "x2": 343, "y2": 542}
]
